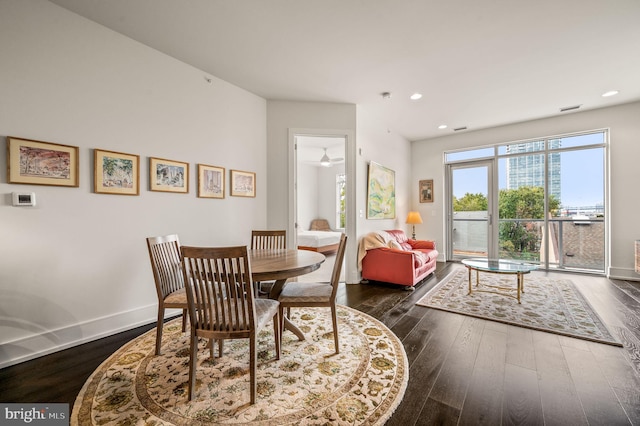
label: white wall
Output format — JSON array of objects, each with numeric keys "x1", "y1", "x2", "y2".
[
  {"x1": 266, "y1": 101, "x2": 358, "y2": 280},
  {"x1": 0, "y1": 0, "x2": 267, "y2": 368},
  {"x1": 318, "y1": 163, "x2": 345, "y2": 230},
  {"x1": 411, "y1": 101, "x2": 640, "y2": 280},
  {"x1": 296, "y1": 163, "x2": 319, "y2": 230},
  {"x1": 296, "y1": 163, "x2": 345, "y2": 231},
  {"x1": 356, "y1": 105, "x2": 413, "y2": 239}
]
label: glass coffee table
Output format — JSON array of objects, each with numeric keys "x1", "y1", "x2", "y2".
[{"x1": 461, "y1": 258, "x2": 538, "y2": 303}]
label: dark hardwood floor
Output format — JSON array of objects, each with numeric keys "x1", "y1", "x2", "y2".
[{"x1": 2, "y1": 261, "x2": 639, "y2": 425}]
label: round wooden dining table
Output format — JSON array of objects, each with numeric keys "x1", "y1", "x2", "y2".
[{"x1": 250, "y1": 248, "x2": 325, "y2": 340}]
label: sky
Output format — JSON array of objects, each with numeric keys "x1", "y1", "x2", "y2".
[{"x1": 450, "y1": 133, "x2": 605, "y2": 210}]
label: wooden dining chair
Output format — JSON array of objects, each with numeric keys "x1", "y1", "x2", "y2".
[
  {"x1": 181, "y1": 245, "x2": 281, "y2": 403},
  {"x1": 278, "y1": 233, "x2": 347, "y2": 354},
  {"x1": 251, "y1": 230, "x2": 286, "y2": 296},
  {"x1": 251, "y1": 230, "x2": 286, "y2": 250},
  {"x1": 146, "y1": 234, "x2": 188, "y2": 356}
]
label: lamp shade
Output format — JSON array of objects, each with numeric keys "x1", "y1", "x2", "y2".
[{"x1": 406, "y1": 211, "x2": 423, "y2": 225}]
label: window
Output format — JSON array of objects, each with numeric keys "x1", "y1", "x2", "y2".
[
  {"x1": 336, "y1": 173, "x2": 346, "y2": 229},
  {"x1": 445, "y1": 130, "x2": 607, "y2": 273}
]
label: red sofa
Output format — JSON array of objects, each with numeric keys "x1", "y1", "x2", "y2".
[{"x1": 360, "y1": 229, "x2": 438, "y2": 288}]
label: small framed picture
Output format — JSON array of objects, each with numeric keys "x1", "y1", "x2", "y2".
[
  {"x1": 150, "y1": 157, "x2": 189, "y2": 193},
  {"x1": 230, "y1": 169, "x2": 256, "y2": 197},
  {"x1": 197, "y1": 164, "x2": 225, "y2": 199},
  {"x1": 7, "y1": 136, "x2": 79, "y2": 187},
  {"x1": 419, "y1": 179, "x2": 434, "y2": 203},
  {"x1": 94, "y1": 149, "x2": 140, "y2": 195}
]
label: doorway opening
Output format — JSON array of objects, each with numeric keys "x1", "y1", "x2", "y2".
[{"x1": 291, "y1": 133, "x2": 348, "y2": 283}]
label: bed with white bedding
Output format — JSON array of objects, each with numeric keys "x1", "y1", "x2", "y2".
[{"x1": 297, "y1": 230, "x2": 342, "y2": 253}]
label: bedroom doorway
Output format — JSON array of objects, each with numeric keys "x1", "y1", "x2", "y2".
[{"x1": 291, "y1": 132, "x2": 348, "y2": 282}]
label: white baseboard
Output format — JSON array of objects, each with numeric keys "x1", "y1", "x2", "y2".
[
  {"x1": 608, "y1": 266, "x2": 640, "y2": 282},
  {"x1": 0, "y1": 304, "x2": 179, "y2": 369}
]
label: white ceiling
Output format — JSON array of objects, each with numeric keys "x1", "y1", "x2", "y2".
[
  {"x1": 49, "y1": 0, "x2": 640, "y2": 141},
  {"x1": 296, "y1": 136, "x2": 345, "y2": 167}
]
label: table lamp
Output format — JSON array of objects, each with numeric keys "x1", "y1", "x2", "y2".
[{"x1": 406, "y1": 211, "x2": 423, "y2": 239}]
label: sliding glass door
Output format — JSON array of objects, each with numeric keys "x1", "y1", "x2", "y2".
[
  {"x1": 445, "y1": 130, "x2": 606, "y2": 273},
  {"x1": 448, "y1": 160, "x2": 497, "y2": 260}
]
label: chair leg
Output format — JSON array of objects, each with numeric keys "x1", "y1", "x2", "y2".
[
  {"x1": 249, "y1": 335, "x2": 257, "y2": 404},
  {"x1": 279, "y1": 306, "x2": 285, "y2": 342},
  {"x1": 331, "y1": 305, "x2": 339, "y2": 354},
  {"x1": 205, "y1": 339, "x2": 224, "y2": 364},
  {"x1": 181, "y1": 308, "x2": 187, "y2": 332},
  {"x1": 155, "y1": 308, "x2": 164, "y2": 356},
  {"x1": 273, "y1": 312, "x2": 281, "y2": 360},
  {"x1": 188, "y1": 331, "x2": 198, "y2": 401}
]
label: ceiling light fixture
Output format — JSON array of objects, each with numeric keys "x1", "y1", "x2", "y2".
[
  {"x1": 438, "y1": 124, "x2": 447, "y2": 129},
  {"x1": 602, "y1": 90, "x2": 619, "y2": 97},
  {"x1": 319, "y1": 148, "x2": 332, "y2": 167},
  {"x1": 410, "y1": 93, "x2": 422, "y2": 100},
  {"x1": 320, "y1": 153, "x2": 331, "y2": 167}
]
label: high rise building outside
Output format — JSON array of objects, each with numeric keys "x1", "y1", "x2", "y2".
[{"x1": 506, "y1": 139, "x2": 561, "y2": 202}]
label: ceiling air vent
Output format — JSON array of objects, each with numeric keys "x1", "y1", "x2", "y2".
[
  {"x1": 560, "y1": 105, "x2": 581, "y2": 112},
  {"x1": 453, "y1": 126, "x2": 467, "y2": 131}
]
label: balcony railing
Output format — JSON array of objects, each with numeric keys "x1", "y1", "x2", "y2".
[{"x1": 452, "y1": 217, "x2": 605, "y2": 272}]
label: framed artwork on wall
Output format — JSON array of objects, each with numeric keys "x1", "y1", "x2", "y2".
[
  {"x1": 7, "y1": 136, "x2": 79, "y2": 187},
  {"x1": 419, "y1": 179, "x2": 434, "y2": 203},
  {"x1": 197, "y1": 164, "x2": 225, "y2": 199},
  {"x1": 367, "y1": 161, "x2": 396, "y2": 219},
  {"x1": 149, "y1": 157, "x2": 189, "y2": 193},
  {"x1": 230, "y1": 169, "x2": 256, "y2": 197},
  {"x1": 94, "y1": 149, "x2": 140, "y2": 195}
]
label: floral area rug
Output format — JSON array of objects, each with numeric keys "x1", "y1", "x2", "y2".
[
  {"x1": 71, "y1": 305, "x2": 408, "y2": 425},
  {"x1": 416, "y1": 268, "x2": 621, "y2": 346}
]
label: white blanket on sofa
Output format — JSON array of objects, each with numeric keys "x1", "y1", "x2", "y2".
[{"x1": 357, "y1": 231, "x2": 395, "y2": 271}]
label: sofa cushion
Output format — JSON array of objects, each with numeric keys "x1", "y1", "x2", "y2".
[
  {"x1": 411, "y1": 239, "x2": 436, "y2": 250},
  {"x1": 387, "y1": 229, "x2": 409, "y2": 244},
  {"x1": 413, "y1": 251, "x2": 428, "y2": 267},
  {"x1": 414, "y1": 248, "x2": 438, "y2": 262},
  {"x1": 388, "y1": 239, "x2": 402, "y2": 250}
]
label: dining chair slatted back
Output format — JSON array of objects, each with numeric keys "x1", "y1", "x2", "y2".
[
  {"x1": 251, "y1": 230, "x2": 286, "y2": 250},
  {"x1": 146, "y1": 234, "x2": 188, "y2": 356},
  {"x1": 278, "y1": 233, "x2": 347, "y2": 354},
  {"x1": 181, "y1": 245, "x2": 280, "y2": 403},
  {"x1": 251, "y1": 230, "x2": 286, "y2": 296}
]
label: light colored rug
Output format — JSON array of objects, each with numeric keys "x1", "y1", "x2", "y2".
[
  {"x1": 417, "y1": 268, "x2": 621, "y2": 346},
  {"x1": 71, "y1": 305, "x2": 408, "y2": 425}
]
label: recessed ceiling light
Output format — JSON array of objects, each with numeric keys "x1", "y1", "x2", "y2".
[
  {"x1": 410, "y1": 93, "x2": 422, "y2": 100},
  {"x1": 602, "y1": 90, "x2": 619, "y2": 97},
  {"x1": 438, "y1": 124, "x2": 447, "y2": 129}
]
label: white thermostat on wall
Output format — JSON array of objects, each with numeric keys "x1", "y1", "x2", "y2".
[{"x1": 12, "y1": 192, "x2": 36, "y2": 206}]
